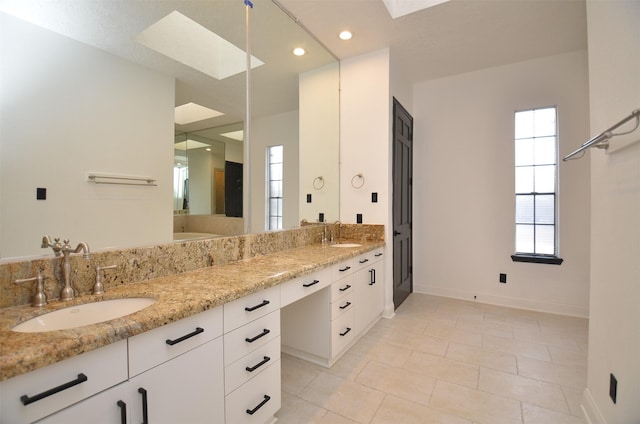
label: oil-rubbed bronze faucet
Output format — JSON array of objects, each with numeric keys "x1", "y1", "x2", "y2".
[{"x1": 42, "y1": 236, "x2": 91, "y2": 300}]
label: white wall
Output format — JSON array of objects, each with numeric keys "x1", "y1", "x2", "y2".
[
  {"x1": 583, "y1": 2, "x2": 640, "y2": 422},
  {"x1": 0, "y1": 13, "x2": 174, "y2": 259},
  {"x1": 412, "y1": 51, "x2": 591, "y2": 317},
  {"x1": 249, "y1": 110, "x2": 299, "y2": 231}
]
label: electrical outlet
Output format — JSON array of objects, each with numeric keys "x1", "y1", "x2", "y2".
[
  {"x1": 36, "y1": 187, "x2": 47, "y2": 200},
  {"x1": 371, "y1": 192, "x2": 378, "y2": 203},
  {"x1": 499, "y1": 273, "x2": 507, "y2": 284},
  {"x1": 356, "y1": 213, "x2": 363, "y2": 224},
  {"x1": 306, "y1": 194, "x2": 312, "y2": 203},
  {"x1": 610, "y1": 373, "x2": 617, "y2": 404}
]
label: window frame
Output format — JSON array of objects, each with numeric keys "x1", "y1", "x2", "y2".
[
  {"x1": 266, "y1": 145, "x2": 284, "y2": 231},
  {"x1": 511, "y1": 106, "x2": 563, "y2": 265}
]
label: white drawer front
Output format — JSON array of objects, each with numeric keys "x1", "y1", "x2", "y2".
[
  {"x1": 1, "y1": 339, "x2": 128, "y2": 424},
  {"x1": 128, "y1": 305, "x2": 223, "y2": 377},
  {"x1": 225, "y1": 336, "x2": 281, "y2": 395},
  {"x1": 280, "y1": 268, "x2": 331, "y2": 307},
  {"x1": 331, "y1": 292, "x2": 354, "y2": 320},
  {"x1": 224, "y1": 310, "x2": 280, "y2": 366},
  {"x1": 225, "y1": 359, "x2": 281, "y2": 424},
  {"x1": 224, "y1": 285, "x2": 280, "y2": 332},
  {"x1": 331, "y1": 309, "x2": 355, "y2": 357},
  {"x1": 331, "y1": 259, "x2": 356, "y2": 280},
  {"x1": 330, "y1": 275, "x2": 354, "y2": 301}
]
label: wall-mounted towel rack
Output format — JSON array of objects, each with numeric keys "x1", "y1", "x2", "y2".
[
  {"x1": 563, "y1": 108, "x2": 640, "y2": 161},
  {"x1": 88, "y1": 173, "x2": 157, "y2": 186}
]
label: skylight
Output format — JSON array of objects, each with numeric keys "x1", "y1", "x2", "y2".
[
  {"x1": 136, "y1": 11, "x2": 264, "y2": 80},
  {"x1": 382, "y1": 0, "x2": 450, "y2": 19},
  {"x1": 175, "y1": 102, "x2": 224, "y2": 125}
]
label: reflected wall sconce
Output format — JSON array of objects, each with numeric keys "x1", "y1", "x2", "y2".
[
  {"x1": 351, "y1": 173, "x2": 364, "y2": 189},
  {"x1": 313, "y1": 176, "x2": 325, "y2": 190}
]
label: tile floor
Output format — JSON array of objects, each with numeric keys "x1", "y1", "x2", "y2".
[{"x1": 276, "y1": 294, "x2": 588, "y2": 424}]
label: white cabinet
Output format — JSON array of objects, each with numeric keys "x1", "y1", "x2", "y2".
[
  {"x1": 354, "y1": 248, "x2": 384, "y2": 336},
  {"x1": 1, "y1": 339, "x2": 128, "y2": 423}
]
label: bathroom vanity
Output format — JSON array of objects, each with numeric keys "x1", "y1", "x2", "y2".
[{"x1": 0, "y1": 242, "x2": 384, "y2": 423}]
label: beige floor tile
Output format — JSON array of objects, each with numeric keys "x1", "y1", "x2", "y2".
[
  {"x1": 517, "y1": 357, "x2": 587, "y2": 390},
  {"x1": 318, "y1": 412, "x2": 360, "y2": 424},
  {"x1": 403, "y1": 350, "x2": 479, "y2": 389},
  {"x1": 430, "y1": 380, "x2": 523, "y2": 424},
  {"x1": 425, "y1": 322, "x2": 484, "y2": 347},
  {"x1": 482, "y1": 334, "x2": 551, "y2": 362},
  {"x1": 446, "y1": 342, "x2": 518, "y2": 374},
  {"x1": 562, "y1": 387, "x2": 586, "y2": 417},
  {"x1": 371, "y1": 395, "x2": 473, "y2": 424},
  {"x1": 513, "y1": 327, "x2": 583, "y2": 352},
  {"x1": 479, "y1": 367, "x2": 569, "y2": 414},
  {"x1": 355, "y1": 360, "x2": 437, "y2": 406},
  {"x1": 281, "y1": 354, "x2": 324, "y2": 394},
  {"x1": 456, "y1": 317, "x2": 514, "y2": 339},
  {"x1": 548, "y1": 346, "x2": 588, "y2": 368},
  {"x1": 276, "y1": 391, "x2": 328, "y2": 423},
  {"x1": 323, "y1": 350, "x2": 370, "y2": 381},
  {"x1": 350, "y1": 336, "x2": 413, "y2": 367},
  {"x1": 522, "y1": 402, "x2": 586, "y2": 424},
  {"x1": 390, "y1": 332, "x2": 450, "y2": 357},
  {"x1": 299, "y1": 371, "x2": 386, "y2": 423}
]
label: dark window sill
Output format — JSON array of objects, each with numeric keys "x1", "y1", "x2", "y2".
[{"x1": 511, "y1": 254, "x2": 563, "y2": 265}]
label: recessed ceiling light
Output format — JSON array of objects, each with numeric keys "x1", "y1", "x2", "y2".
[
  {"x1": 339, "y1": 31, "x2": 352, "y2": 41},
  {"x1": 175, "y1": 102, "x2": 224, "y2": 125},
  {"x1": 136, "y1": 11, "x2": 264, "y2": 80},
  {"x1": 293, "y1": 47, "x2": 306, "y2": 56}
]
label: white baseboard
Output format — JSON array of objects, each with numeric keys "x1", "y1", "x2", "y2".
[
  {"x1": 414, "y1": 284, "x2": 589, "y2": 318},
  {"x1": 582, "y1": 388, "x2": 607, "y2": 424}
]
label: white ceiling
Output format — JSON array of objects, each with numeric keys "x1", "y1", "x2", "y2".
[{"x1": 277, "y1": 0, "x2": 588, "y2": 83}]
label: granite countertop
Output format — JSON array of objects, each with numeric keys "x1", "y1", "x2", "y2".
[{"x1": 0, "y1": 241, "x2": 384, "y2": 382}]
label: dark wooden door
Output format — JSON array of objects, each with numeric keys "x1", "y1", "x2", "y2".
[{"x1": 392, "y1": 98, "x2": 413, "y2": 309}]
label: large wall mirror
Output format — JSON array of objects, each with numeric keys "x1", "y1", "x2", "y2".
[{"x1": 0, "y1": 0, "x2": 339, "y2": 260}]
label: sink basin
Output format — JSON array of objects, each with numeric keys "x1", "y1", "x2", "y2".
[
  {"x1": 330, "y1": 243, "x2": 362, "y2": 248},
  {"x1": 12, "y1": 298, "x2": 157, "y2": 333}
]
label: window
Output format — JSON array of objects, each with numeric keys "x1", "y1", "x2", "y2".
[
  {"x1": 513, "y1": 107, "x2": 562, "y2": 264},
  {"x1": 266, "y1": 145, "x2": 283, "y2": 230}
]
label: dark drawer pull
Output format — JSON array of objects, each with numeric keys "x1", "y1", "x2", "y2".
[
  {"x1": 138, "y1": 388, "x2": 149, "y2": 424},
  {"x1": 303, "y1": 279, "x2": 320, "y2": 288},
  {"x1": 339, "y1": 301, "x2": 352, "y2": 310},
  {"x1": 339, "y1": 284, "x2": 351, "y2": 292},
  {"x1": 20, "y1": 373, "x2": 88, "y2": 405},
  {"x1": 246, "y1": 395, "x2": 271, "y2": 415},
  {"x1": 339, "y1": 266, "x2": 351, "y2": 272},
  {"x1": 359, "y1": 258, "x2": 369, "y2": 264},
  {"x1": 117, "y1": 400, "x2": 127, "y2": 424},
  {"x1": 246, "y1": 356, "x2": 271, "y2": 372},
  {"x1": 245, "y1": 328, "x2": 271, "y2": 343},
  {"x1": 369, "y1": 269, "x2": 376, "y2": 285},
  {"x1": 245, "y1": 300, "x2": 270, "y2": 312},
  {"x1": 166, "y1": 327, "x2": 204, "y2": 346},
  {"x1": 375, "y1": 253, "x2": 383, "y2": 257},
  {"x1": 340, "y1": 327, "x2": 352, "y2": 337}
]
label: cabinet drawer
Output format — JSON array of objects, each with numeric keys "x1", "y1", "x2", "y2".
[
  {"x1": 224, "y1": 310, "x2": 280, "y2": 366},
  {"x1": 280, "y1": 268, "x2": 330, "y2": 307},
  {"x1": 330, "y1": 275, "x2": 354, "y2": 301},
  {"x1": 128, "y1": 305, "x2": 223, "y2": 377},
  {"x1": 331, "y1": 292, "x2": 354, "y2": 320},
  {"x1": 225, "y1": 358, "x2": 281, "y2": 424},
  {"x1": 331, "y1": 309, "x2": 355, "y2": 357},
  {"x1": 331, "y1": 259, "x2": 356, "y2": 280},
  {"x1": 225, "y1": 336, "x2": 281, "y2": 395},
  {"x1": 224, "y1": 285, "x2": 280, "y2": 332},
  {"x1": 1, "y1": 339, "x2": 128, "y2": 424}
]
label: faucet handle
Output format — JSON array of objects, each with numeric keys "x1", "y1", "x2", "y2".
[
  {"x1": 94, "y1": 265, "x2": 117, "y2": 295},
  {"x1": 14, "y1": 268, "x2": 47, "y2": 307}
]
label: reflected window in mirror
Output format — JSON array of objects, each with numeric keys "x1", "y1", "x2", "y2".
[{"x1": 267, "y1": 145, "x2": 284, "y2": 230}]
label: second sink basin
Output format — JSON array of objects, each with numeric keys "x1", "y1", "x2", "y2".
[{"x1": 12, "y1": 297, "x2": 157, "y2": 333}]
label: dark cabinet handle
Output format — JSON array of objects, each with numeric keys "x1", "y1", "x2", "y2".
[
  {"x1": 117, "y1": 400, "x2": 127, "y2": 424},
  {"x1": 369, "y1": 269, "x2": 376, "y2": 285},
  {"x1": 339, "y1": 302, "x2": 352, "y2": 310},
  {"x1": 303, "y1": 279, "x2": 320, "y2": 288},
  {"x1": 340, "y1": 327, "x2": 352, "y2": 337},
  {"x1": 246, "y1": 356, "x2": 271, "y2": 372},
  {"x1": 375, "y1": 252, "x2": 383, "y2": 257},
  {"x1": 166, "y1": 327, "x2": 204, "y2": 346},
  {"x1": 245, "y1": 300, "x2": 270, "y2": 312},
  {"x1": 394, "y1": 230, "x2": 401, "y2": 236},
  {"x1": 359, "y1": 258, "x2": 369, "y2": 264},
  {"x1": 20, "y1": 373, "x2": 88, "y2": 405},
  {"x1": 339, "y1": 266, "x2": 351, "y2": 272},
  {"x1": 246, "y1": 395, "x2": 271, "y2": 415},
  {"x1": 138, "y1": 388, "x2": 149, "y2": 424},
  {"x1": 339, "y1": 284, "x2": 351, "y2": 292},
  {"x1": 245, "y1": 328, "x2": 270, "y2": 343}
]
